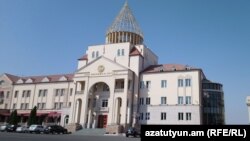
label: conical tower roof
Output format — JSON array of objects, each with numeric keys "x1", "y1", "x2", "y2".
[{"x1": 106, "y1": 1, "x2": 143, "y2": 37}]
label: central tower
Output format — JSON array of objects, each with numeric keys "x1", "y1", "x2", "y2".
[{"x1": 106, "y1": 1, "x2": 144, "y2": 45}]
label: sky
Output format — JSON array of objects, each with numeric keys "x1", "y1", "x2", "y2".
[{"x1": 0, "y1": 0, "x2": 250, "y2": 124}]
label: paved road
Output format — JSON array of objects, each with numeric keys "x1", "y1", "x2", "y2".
[{"x1": 0, "y1": 132, "x2": 140, "y2": 141}]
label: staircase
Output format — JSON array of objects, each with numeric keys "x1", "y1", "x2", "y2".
[{"x1": 73, "y1": 128, "x2": 106, "y2": 136}]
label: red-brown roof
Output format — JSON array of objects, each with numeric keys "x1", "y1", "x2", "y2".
[
  {"x1": 129, "y1": 47, "x2": 142, "y2": 56},
  {"x1": 78, "y1": 54, "x2": 88, "y2": 60},
  {"x1": 142, "y1": 64, "x2": 198, "y2": 73},
  {"x1": 4, "y1": 73, "x2": 20, "y2": 82}
]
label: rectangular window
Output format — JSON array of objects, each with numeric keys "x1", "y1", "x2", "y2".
[
  {"x1": 4, "y1": 104, "x2": 8, "y2": 109},
  {"x1": 25, "y1": 103, "x2": 29, "y2": 109},
  {"x1": 185, "y1": 79, "x2": 191, "y2": 87},
  {"x1": 121, "y1": 49, "x2": 125, "y2": 56},
  {"x1": 161, "y1": 112, "x2": 167, "y2": 120},
  {"x1": 185, "y1": 96, "x2": 191, "y2": 104},
  {"x1": 178, "y1": 112, "x2": 184, "y2": 120},
  {"x1": 102, "y1": 99, "x2": 108, "y2": 107},
  {"x1": 20, "y1": 103, "x2": 24, "y2": 109},
  {"x1": 70, "y1": 88, "x2": 73, "y2": 96},
  {"x1": 140, "y1": 81, "x2": 144, "y2": 89},
  {"x1": 161, "y1": 97, "x2": 167, "y2": 105},
  {"x1": 139, "y1": 113, "x2": 143, "y2": 120},
  {"x1": 139, "y1": 98, "x2": 144, "y2": 105},
  {"x1": 178, "y1": 79, "x2": 183, "y2": 87},
  {"x1": 61, "y1": 89, "x2": 65, "y2": 96},
  {"x1": 38, "y1": 90, "x2": 42, "y2": 97},
  {"x1": 59, "y1": 102, "x2": 63, "y2": 109},
  {"x1": 14, "y1": 91, "x2": 18, "y2": 98},
  {"x1": 178, "y1": 96, "x2": 183, "y2": 104},
  {"x1": 42, "y1": 103, "x2": 46, "y2": 109},
  {"x1": 117, "y1": 49, "x2": 120, "y2": 56},
  {"x1": 26, "y1": 90, "x2": 30, "y2": 97},
  {"x1": 68, "y1": 102, "x2": 71, "y2": 107},
  {"x1": 54, "y1": 103, "x2": 58, "y2": 109},
  {"x1": 6, "y1": 91, "x2": 10, "y2": 98},
  {"x1": 43, "y1": 90, "x2": 47, "y2": 97},
  {"x1": 55, "y1": 89, "x2": 60, "y2": 96},
  {"x1": 146, "y1": 97, "x2": 150, "y2": 105},
  {"x1": 186, "y1": 113, "x2": 191, "y2": 120},
  {"x1": 22, "y1": 91, "x2": 26, "y2": 97},
  {"x1": 92, "y1": 51, "x2": 95, "y2": 58},
  {"x1": 13, "y1": 104, "x2": 16, "y2": 109},
  {"x1": 145, "y1": 112, "x2": 150, "y2": 120},
  {"x1": 161, "y1": 80, "x2": 167, "y2": 88},
  {"x1": 146, "y1": 81, "x2": 151, "y2": 88},
  {"x1": 37, "y1": 103, "x2": 41, "y2": 109}
]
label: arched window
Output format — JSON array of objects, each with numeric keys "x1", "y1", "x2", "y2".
[
  {"x1": 92, "y1": 51, "x2": 95, "y2": 58},
  {"x1": 121, "y1": 49, "x2": 125, "y2": 56}
]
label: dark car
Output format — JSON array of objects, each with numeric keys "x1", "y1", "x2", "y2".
[
  {"x1": 6, "y1": 125, "x2": 21, "y2": 132},
  {"x1": 44, "y1": 125, "x2": 68, "y2": 134},
  {"x1": 125, "y1": 127, "x2": 140, "y2": 137}
]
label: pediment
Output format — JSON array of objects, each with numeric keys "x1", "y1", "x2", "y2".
[
  {"x1": 25, "y1": 78, "x2": 33, "y2": 83},
  {"x1": 59, "y1": 76, "x2": 67, "y2": 81},
  {"x1": 41, "y1": 77, "x2": 50, "y2": 82},
  {"x1": 76, "y1": 56, "x2": 128, "y2": 74}
]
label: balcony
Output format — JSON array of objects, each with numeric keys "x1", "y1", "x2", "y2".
[
  {"x1": 76, "y1": 90, "x2": 84, "y2": 94},
  {"x1": 114, "y1": 89, "x2": 124, "y2": 93},
  {"x1": 94, "y1": 107, "x2": 109, "y2": 112}
]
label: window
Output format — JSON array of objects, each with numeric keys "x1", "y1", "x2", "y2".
[
  {"x1": 20, "y1": 103, "x2": 24, "y2": 109},
  {"x1": 161, "y1": 112, "x2": 167, "y2": 120},
  {"x1": 59, "y1": 102, "x2": 63, "y2": 109},
  {"x1": 68, "y1": 102, "x2": 71, "y2": 107},
  {"x1": 61, "y1": 89, "x2": 65, "y2": 96},
  {"x1": 38, "y1": 90, "x2": 42, "y2": 97},
  {"x1": 25, "y1": 103, "x2": 29, "y2": 109},
  {"x1": 161, "y1": 80, "x2": 167, "y2": 88},
  {"x1": 146, "y1": 97, "x2": 150, "y2": 105},
  {"x1": 145, "y1": 112, "x2": 150, "y2": 120},
  {"x1": 14, "y1": 91, "x2": 18, "y2": 98},
  {"x1": 178, "y1": 112, "x2": 184, "y2": 120},
  {"x1": 161, "y1": 97, "x2": 167, "y2": 105},
  {"x1": 146, "y1": 81, "x2": 151, "y2": 88},
  {"x1": 178, "y1": 96, "x2": 183, "y2": 104},
  {"x1": 13, "y1": 104, "x2": 16, "y2": 109},
  {"x1": 70, "y1": 88, "x2": 73, "y2": 96},
  {"x1": 26, "y1": 90, "x2": 30, "y2": 97},
  {"x1": 6, "y1": 91, "x2": 10, "y2": 98},
  {"x1": 178, "y1": 79, "x2": 183, "y2": 87},
  {"x1": 96, "y1": 51, "x2": 99, "y2": 57},
  {"x1": 186, "y1": 113, "x2": 191, "y2": 120},
  {"x1": 140, "y1": 81, "x2": 144, "y2": 89},
  {"x1": 117, "y1": 49, "x2": 120, "y2": 56},
  {"x1": 42, "y1": 103, "x2": 46, "y2": 109},
  {"x1": 37, "y1": 103, "x2": 41, "y2": 109},
  {"x1": 55, "y1": 89, "x2": 60, "y2": 96},
  {"x1": 92, "y1": 51, "x2": 95, "y2": 58},
  {"x1": 22, "y1": 91, "x2": 26, "y2": 97},
  {"x1": 54, "y1": 103, "x2": 58, "y2": 109},
  {"x1": 185, "y1": 79, "x2": 191, "y2": 87},
  {"x1": 4, "y1": 104, "x2": 8, "y2": 109},
  {"x1": 139, "y1": 113, "x2": 143, "y2": 120},
  {"x1": 139, "y1": 98, "x2": 144, "y2": 105},
  {"x1": 121, "y1": 49, "x2": 125, "y2": 56},
  {"x1": 43, "y1": 90, "x2": 47, "y2": 97},
  {"x1": 102, "y1": 99, "x2": 108, "y2": 107},
  {"x1": 185, "y1": 96, "x2": 191, "y2": 104}
]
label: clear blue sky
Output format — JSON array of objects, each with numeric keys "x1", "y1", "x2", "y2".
[{"x1": 0, "y1": 0, "x2": 250, "y2": 124}]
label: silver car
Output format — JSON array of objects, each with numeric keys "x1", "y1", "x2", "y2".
[
  {"x1": 28, "y1": 125, "x2": 44, "y2": 133},
  {"x1": 16, "y1": 126, "x2": 29, "y2": 133}
]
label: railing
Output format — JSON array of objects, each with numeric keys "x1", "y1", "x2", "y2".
[
  {"x1": 76, "y1": 90, "x2": 84, "y2": 94},
  {"x1": 114, "y1": 89, "x2": 124, "y2": 93},
  {"x1": 94, "y1": 107, "x2": 109, "y2": 112}
]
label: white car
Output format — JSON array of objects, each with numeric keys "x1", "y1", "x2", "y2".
[
  {"x1": 0, "y1": 125, "x2": 9, "y2": 132},
  {"x1": 16, "y1": 126, "x2": 29, "y2": 133},
  {"x1": 28, "y1": 125, "x2": 44, "y2": 133}
]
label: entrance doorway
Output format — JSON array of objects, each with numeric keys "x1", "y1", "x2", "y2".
[{"x1": 97, "y1": 115, "x2": 107, "y2": 128}]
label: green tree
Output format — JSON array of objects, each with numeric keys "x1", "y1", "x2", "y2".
[
  {"x1": 8, "y1": 110, "x2": 18, "y2": 125},
  {"x1": 28, "y1": 106, "x2": 37, "y2": 126}
]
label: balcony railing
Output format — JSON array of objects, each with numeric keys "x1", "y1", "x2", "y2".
[
  {"x1": 76, "y1": 90, "x2": 84, "y2": 94},
  {"x1": 94, "y1": 107, "x2": 109, "y2": 112},
  {"x1": 114, "y1": 88, "x2": 124, "y2": 93}
]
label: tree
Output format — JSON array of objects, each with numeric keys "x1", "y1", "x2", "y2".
[
  {"x1": 8, "y1": 110, "x2": 18, "y2": 125},
  {"x1": 28, "y1": 106, "x2": 37, "y2": 126}
]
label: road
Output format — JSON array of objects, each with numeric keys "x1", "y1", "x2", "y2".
[{"x1": 0, "y1": 132, "x2": 140, "y2": 141}]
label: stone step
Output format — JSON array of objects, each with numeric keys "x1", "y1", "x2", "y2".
[{"x1": 73, "y1": 128, "x2": 106, "y2": 136}]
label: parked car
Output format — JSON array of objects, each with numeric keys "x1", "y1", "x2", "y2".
[
  {"x1": 6, "y1": 125, "x2": 21, "y2": 132},
  {"x1": 28, "y1": 125, "x2": 44, "y2": 133},
  {"x1": 125, "y1": 127, "x2": 140, "y2": 137},
  {"x1": 44, "y1": 125, "x2": 68, "y2": 134},
  {"x1": 16, "y1": 126, "x2": 29, "y2": 133},
  {"x1": 0, "y1": 124, "x2": 10, "y2": 132}
]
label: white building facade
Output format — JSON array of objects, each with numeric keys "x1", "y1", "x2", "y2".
[{"x1": 0, "y1": 2, "x2": 224, "y2": 133}]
